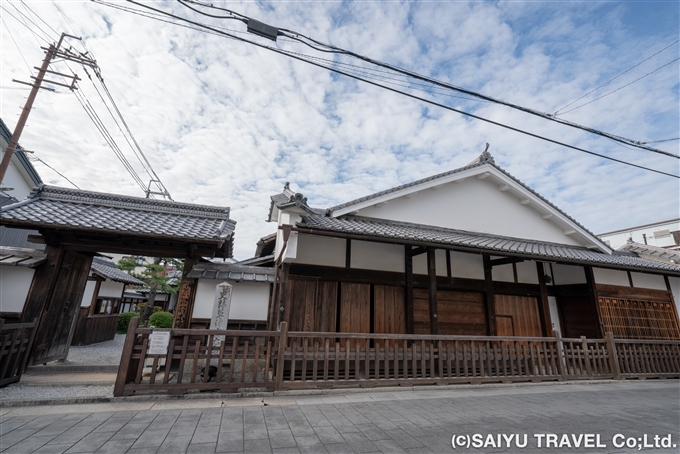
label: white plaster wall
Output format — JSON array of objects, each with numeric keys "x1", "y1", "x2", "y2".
[
  {"x1": 551, "y1": 264, "x2": 586, "y2": 285},
  {"x1": 356, "y1": 177, "x2": 584, "y2": 246},
  {"x1": 193, "y1": 280, "x2": 270, "y2": 321},
  {"x1": 98, "y1": 280, "x2": 125, "y2": 298},
  {"x1": 593, "y1": 268, "x2": 630, "y2": 287},
  {"x1": 599, "y1": 220, "x2": 680, "y2": 249},
  {"x1": 548, "y1": 296, "x2": 561, "y2": 335},
  {"x1": 450, "y1": 251, "x2": 484, "y2": 280},
  {"x1": 80, "y1": 280, "x2": 97, "y2": 307},
  {"x1": 0, "y1": 158, "x2": 33, "y2": 202},
  {"x1": 0, "y1": 266, "x2": 34, "y2": 313},
  {"x1": 630, "y1": 273, "x2": 667, "y2": 290},
  {"x1": 516, "y1": 261, "x2": 539, "y2": 284},
  {"x1": 668, "y1": 276, "x2": 680, "y2": 318},
  {"x1": 492, "y1": 264, "x2": 514, "y2": 282},
  {"x1": 351, "y1": 241, "x2": 404, "y2": 273},
  {"x1": 295, "y1": 234, "x2": 345, "y2": 267},
  {"x1": 413, "y1": 253, "x2": 427, "y2": 275}
]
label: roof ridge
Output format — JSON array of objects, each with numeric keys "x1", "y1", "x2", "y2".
[{"x1": 33, "y1": 185, "x2": 230, "y2": 219}]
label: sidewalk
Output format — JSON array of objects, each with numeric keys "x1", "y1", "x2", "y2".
[{"x1": 2, "y1": 380, "x2": 678, "y2": 453}]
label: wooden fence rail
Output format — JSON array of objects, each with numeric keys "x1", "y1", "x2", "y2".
[
  {"x1": 0, "y1": 318, "x2": 38, "y2": 388},
  {"x1": 113, "y1": 320, "x2": 680, "y2": 396},
  {"x1": 114, "y1": 317, "x2": 281, "y2": 396}
]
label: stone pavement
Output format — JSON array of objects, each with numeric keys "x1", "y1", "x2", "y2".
[{"x1": 1, "y1": 381, "x2": 678, "y2": 454}]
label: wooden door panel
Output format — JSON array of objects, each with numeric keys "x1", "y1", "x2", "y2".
[
  {"x1": 557, "y1": 295, "x2": 600, "y2": 339},
  {"x1": 374, "y1": 285, "x2": 405, "y2": 335},
  {"x1": 494, "y1": 294, "x2": 542, "y2": 337},
  {"x1": 287, "y1": 278, "x2": 318, "y2": 332},
  {"x1": 339, "y1": 283, "x2": 370, "y2": 333},
  {"x1": 413, "y1": 289, "x2": 486, "y2": 335},
  {"x1": 315, "y1": 281, "x2": 338, "y2": 333},
  {"x1": 32, "y1": 250, "x2": 92, "y2": 365}
]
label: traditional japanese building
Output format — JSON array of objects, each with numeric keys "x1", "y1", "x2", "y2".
[{"x1": 266, "y1": 151, "x2": 680, "y2": 341}]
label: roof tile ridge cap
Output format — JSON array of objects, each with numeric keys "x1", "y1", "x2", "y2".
[
  {"x1": 491, "y1": 164, "x2": 604, "y2": 246},
  {"x1": 326, "y1": 159, "x2": 487, "y2": 214},
  {"x1": 39, "y1": 185, "x2": 230, "y2": 218},
  {"x1": 340, "y1": 214, "x2": 595, "y2": 250}
]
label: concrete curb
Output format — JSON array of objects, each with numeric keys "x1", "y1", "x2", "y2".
[{"x1": 2, "y1": 378, "x2": 649, "y2": 408}]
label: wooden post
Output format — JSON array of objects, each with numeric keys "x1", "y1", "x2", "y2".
[
  {"x1": 536, "y1": 262, "x2": 553, "y2": 337},
  {"x1": 584, "y1": 266, "x2": 603, "y2": 338},
  {"x1": 280, "y1": 263, "x2": 291, "y2": 327},
  {"x1": 20, "y1": 246, "x2": 64, "y2": 323},
  {"x1": 114, "y1": 316, "x2": 140, "y2": 397},
  {"x1": 275, "y1": 321, "x2": 288, "y2": 391},
  {"x1": 427, "y1": 248, "x2": 438, "y2": 335},
  {"x1": 88, "y1": 279, "x2": 102, "y2": 316},
  {"x1": 483, "y1": 255, "x2": 496, "y2": 336},
  {"x1": 553, "y1": 329, "x2": 567, "y2": 381},
  {"x1": 172, "y1": 256, "x2": 199, "y2": 329},
  {"x1": 580, "y1": 336, "x2": 593, "y2": 378},
  {"x1": 663, "y1": 275, "x2": 680, "y2": 327},
  {"x1": 405, "y1": 246, "x2": 414, "y2": 334},
  {"x1": 605, "y1": 332, "x2": 622, "y2": 380}
]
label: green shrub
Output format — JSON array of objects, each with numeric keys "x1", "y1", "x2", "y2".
[
  {"x1": 135, "y1": 302, "x2": 163, "y2": 314},
  {"x1": 149, "y1": 311, "x2": 173, "y2": 328},
  {"x1": 117, "y1": 312, "x2": 139, "y2": 334}
]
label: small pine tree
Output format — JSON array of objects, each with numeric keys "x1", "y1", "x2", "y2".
[{"x1": 117, "y1": 257, "x2": 180, "y2": 325}]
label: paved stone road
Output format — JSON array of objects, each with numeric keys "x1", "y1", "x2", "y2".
[{"x1": 1, "y1": 381, "x2": 678, "y2": 454}]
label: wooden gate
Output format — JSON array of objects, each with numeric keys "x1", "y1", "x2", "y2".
[{"x1": 0, "y1": 318, "x2": 38, "y2": 387}]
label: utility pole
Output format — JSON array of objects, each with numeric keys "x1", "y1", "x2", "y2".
[{"x1": 0, "y1": 33, "x2": 95, "y2": 184}]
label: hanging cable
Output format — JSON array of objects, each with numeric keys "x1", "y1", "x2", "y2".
[
  {"x1": 27, "y1": 154, "x2": 80, "y2": 189},
  {"x1": 554, "y1": 40, "x2": 679, "y2": 115},
  {"x1": 1, "y1": 16, "x2": 34, "y2": 75},
  {"x1": 96, "y1": 0, "x2": 679, "y2": 179},
  {"x1": 176, "y1": 0, "x2": 677, "y2": 158}
]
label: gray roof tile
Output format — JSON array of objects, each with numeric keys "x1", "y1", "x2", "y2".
[
  {"x1": 187, "y1": 262, "x2": 275, "y2": 282},
  {"x1": 91, "y1": 257, "x2": 144, "y2": 285},
  {"x1": 297, "y1": 214, "x2": 680, "y2": 275},
  {"x1": 0, "y1": 185, "x2": 236, "y2": 245}
]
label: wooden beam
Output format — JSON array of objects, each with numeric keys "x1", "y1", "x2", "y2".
[
  {"x1": 482, "y1": 255, "x2": 496, "y2": 336},
  {"x1": 345, "y1": 239, "x2": 351, "y2": 268},
  {"x1": 446, "y1": 250, "x2": 452, "y2": 278},
  {"x1": 427, "y1": 248, "x2": 438, "y2": 335},
  {"x1": 535, "y1": 262, "x2": 553, "y2": 337},
  {"x1": 407, "y1": 246, "x2": 427, "y2": 257},
  {"x1": 489, "y1": 256, "x2": 525, "y2": 267},
  {"x1": 584, "y1": 266, "x2": 603, "y2": 338},
  {"x1": 280, "y1": 263, "x2": 291, "y2": 327},
  {"x1": 88, "y1": 279, "x2": 102, "y2": 317},
  {"x1": 405, "y1": 246, "x2": 414, "y2": 334}
]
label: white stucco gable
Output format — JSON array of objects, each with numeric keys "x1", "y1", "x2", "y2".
[{"x1": 329, "y1": 153, "x2": 610, "y2": 252}]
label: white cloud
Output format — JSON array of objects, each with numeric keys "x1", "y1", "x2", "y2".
[{"x1": 1, "y1": 0, "x2": 677, "y2": 259}]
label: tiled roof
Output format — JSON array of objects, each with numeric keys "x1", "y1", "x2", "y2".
[
  {"x1": 618, "y1": 242, "x2": 680, "y2": 263},
  {"x1": 187, "y1": 262, "x2": 275, "y2": 282},
  {"x1": 0, "y1": 185, "x2": 236, "y2": 244},
  {"x1": 297, "y1": 214, "x2": 680, "y2": 275},
  {"x1": 91, "y1": 257, "x2": 144, "y2": 285},
  {"x1": 0, "y1": 246, "x2": 46, "y2": 268},
  {"x1": 268, "y1": 183, "x2": 325, "y2": 221},
  {"x1": 325, "y1": 151, "x2": 604, "y2": 248}
]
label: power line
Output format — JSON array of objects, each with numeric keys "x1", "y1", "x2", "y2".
[
  {"x1": 558, "y1": 58, "x2": 680, "y2": 115},
  {"x1": 27, "y1": 154, "x2": 80, "y2": 189},
  {"x1": 176, "y1": 0, "x2": 677, "y2": 159},
  {"x1": 555, "y1": 40, "x2": 679, "y2": 115},
  {"x1": 103, "y1": 0, "x2": 679, "y2": 179},
  {"x1": 1, "y1": 16, "x2": 34, "y2": 75}
]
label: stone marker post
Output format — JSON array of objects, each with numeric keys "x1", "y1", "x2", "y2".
[{"x1": 209, "y1": 282, "x2": 232, "y2": 365}]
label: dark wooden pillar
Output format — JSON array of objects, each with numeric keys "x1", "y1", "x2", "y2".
[
  {"x1": 584, "y1": 265, "x2": 603, "y2": 338},
  {"x1": 345, "y1": 239, "x2": 351, "y2": 268},
  {"x1": 87, "y1": 279, "x2": 102, "y2": 316},
  {"x1": 664, "y1": 275, "x2": 680, "y2": 325},
  {"x1": 172, "y1": 256, "x2": 199, "y2": 329},
  {"x1": 405, "y1": 245, "x2": 414, "y2": 334},
  {"x1": 427, "y1": 248, "x2": 439, "y2": 335},
  {"x1": 535, "y1": 262, "x2": 553, "y2": 337},
  {"x1": 482, "y1": 255, "x2": 496, "y2": 336},
  {"x1": 279, "y1": 263, "x2": 291, "y2": 328}
]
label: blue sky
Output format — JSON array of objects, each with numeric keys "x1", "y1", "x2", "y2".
[{"x1": 1, "y1": 1, "x2": 678, "y2": 259}]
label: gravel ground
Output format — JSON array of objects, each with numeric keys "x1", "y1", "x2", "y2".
[
  {"x1": 61, "y1": 333, "x2": 126, "y2": 366},
  {"x1": 0, "y1": 384, "x2": 114, "y2": 401}
]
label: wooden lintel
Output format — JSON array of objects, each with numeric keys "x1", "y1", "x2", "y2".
[
  {"x1": 26, "y1": 234, "x2": 46, "y2": 244},
  {"x1": 489, "y1": 256, "x2": 524, "y2": 267}
]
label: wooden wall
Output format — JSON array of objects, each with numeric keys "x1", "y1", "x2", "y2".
[
  {"x1": 494, "y1": 294, "x2": 542, "y2": 337},
  {"x1": 413, "y1": 289, "x2": 486, "y2": 335}
]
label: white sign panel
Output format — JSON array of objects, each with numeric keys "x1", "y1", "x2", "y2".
[{"x1": 148, "y1": 331, "x2": 170, "y2": 355}]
